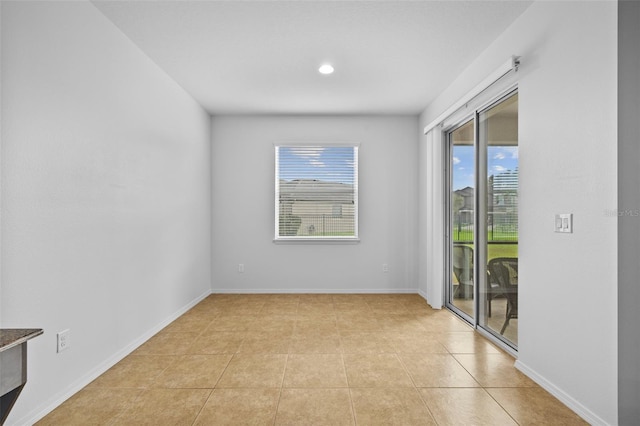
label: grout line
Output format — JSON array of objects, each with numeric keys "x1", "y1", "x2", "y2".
[
  {"x1": 272, "y1": 353, "x2": 289, "y2": 426},
  {"x1": 347, "y1": 387, "x2": 358, "y2": 426},
  {"x1": 189, "y1": 388, "x2": 214, "y2": 426},
  {"x1": 449, "y1": 352, "x2": 483, "y2": 388},
  {"x1": 484, "y1": 387, "x2": 522, "y2": 426},
  {"x1": 414, "y1": 386, "x2": 440, "y2": 425}
]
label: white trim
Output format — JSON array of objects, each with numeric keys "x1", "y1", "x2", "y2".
[
  {"x1": 273, "y1": 238, "x2": 360, "y2": 244},
  {"x1": 515, "y1": 360, "x2": 610, "y2": 426},
  {"x1": 417, "y1": 288, "x2": 442, "y2": 309},
  {"x1": 211, "y1": 288, "x2": 418, "y2": 294},
  {"x1": 274, "y1": 143, "x2": 359, "y2": 242},
  {"x1": 20, "y1": 290, "x2": 212, "y2": 426},
  {"x1": 423, "y1": 56, "x2": 520, "y2": 135}
]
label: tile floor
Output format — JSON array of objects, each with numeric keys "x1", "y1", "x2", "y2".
[{"x1": 37, "y1": 294, "x2": 587, "y2": 425}]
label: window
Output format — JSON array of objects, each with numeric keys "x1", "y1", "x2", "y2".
[{"x1": 275, "y1": 144, "x2": 358, "y2": 241}]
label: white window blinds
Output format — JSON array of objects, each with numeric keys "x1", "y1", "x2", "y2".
[{"x1": 275, "y1": 144, "x2": 359, "y2": 240}]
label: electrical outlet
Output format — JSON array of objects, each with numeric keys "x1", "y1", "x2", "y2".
[
  {"x1": 382, "y1": 263, "x2": 389, "y2": 273},
  {"x1": 238, "y1": 263, "x2": 245, "y2": 273},
  {"x1": 57, "y1": 329, "x2": 70, "y2": 353}
]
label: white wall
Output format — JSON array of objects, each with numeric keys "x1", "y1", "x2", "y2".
[
  {"x1": 211, "y1": 115, "x2": 418, "y2": 293},
  {"x1": 1, "y1": 2, "x2": 211, "y2": 424},
  {"x1": 419, "y1": 1, "x2": 617, "y2": 424}
]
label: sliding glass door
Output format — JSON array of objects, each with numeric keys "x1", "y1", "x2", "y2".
[
  {"x1": 447, "y1": 120, "x2": 475, "y2": 320},
  {"x1": 446, "y1": 91, "x2": 519, "y2": 348}
]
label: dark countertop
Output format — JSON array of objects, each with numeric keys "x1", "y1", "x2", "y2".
[{"x1": 0, "y1": 329, "x2": 44, "y2": 352}]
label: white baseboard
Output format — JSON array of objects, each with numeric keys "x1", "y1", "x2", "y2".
[
  {"x1": 514, "y1": 360, "x2": 611, "y2": 426},
  {"x1": 417, "y1": 288, "x2": 443, "y2": 309},
  {"x1": 211, "y1": 288, "x2": 419, "y2": 294},
  {"x1": 18, "y1": 289, "x2": 211, "y2": 426}
]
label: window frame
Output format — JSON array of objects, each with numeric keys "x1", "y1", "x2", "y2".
[{"x1": 274, "y1": 142, "x2": 359, "y2": 243}]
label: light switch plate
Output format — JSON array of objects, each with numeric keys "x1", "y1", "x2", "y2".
[{"x1": 555, "y1": 214, "x2": 573, "y2": 233}]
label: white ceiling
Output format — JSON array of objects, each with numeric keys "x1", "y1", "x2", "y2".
[{"x1": 92, "y1": 1, "x2": 532, "y2": 115}]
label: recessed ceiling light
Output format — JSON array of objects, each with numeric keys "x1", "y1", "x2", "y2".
[{"x1": 318, "y1": 64, "x2": 334, "y2": 75}]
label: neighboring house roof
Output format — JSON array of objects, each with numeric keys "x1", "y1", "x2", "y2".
[
  {"x1": 279, "y1": 179, "x2": 354, "y2": 203},
  {"x1": 454, "y1": 186, "x2": 474, "y2": 197}
]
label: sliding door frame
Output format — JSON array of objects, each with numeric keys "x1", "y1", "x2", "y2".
[
  {"x1": 444, "y1": 115, "x2": 476, "y2": 324},
  {"x1": 443, "y1": 84, "x2": 519, "y2": 352}
]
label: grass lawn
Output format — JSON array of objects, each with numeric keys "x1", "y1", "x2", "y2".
[
  {"x1": 488, "y1": 243, "x2": 518, "y2": 260},
  {"x1": 454, "y1": 243, "x2": 518, "y2": 261}
]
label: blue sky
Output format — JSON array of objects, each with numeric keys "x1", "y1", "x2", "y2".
[
  {"x1": 278, "y1": 146, "x2": 355, "y2": 184},
  {"x1": 452, "y1": 146, "x2": 518, "y2": 190}
]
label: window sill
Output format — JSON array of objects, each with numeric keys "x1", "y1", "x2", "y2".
[{"x1": 273, "y1": 238, "x2": 360, "y2": 244}]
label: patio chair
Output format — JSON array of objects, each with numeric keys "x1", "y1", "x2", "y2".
[
  {"x1": 486, "y1": 268, "x2": 503, "y2": 317},
  {"x1": 452, "y1": 245, "x2": 474, "y2": 299},
  {"x1": 487, "y1": 257, "x2": 518, "y2": 334}
]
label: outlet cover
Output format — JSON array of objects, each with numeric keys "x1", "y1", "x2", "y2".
[{"x1": 57, "y1": 329, "x2": 70, "y2": 353}]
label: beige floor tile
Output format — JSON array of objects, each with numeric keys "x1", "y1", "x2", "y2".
[
  {"x1": 260, "y1": 303, "x2": 300, "y2": 316},
  {"x1": 283, "y1": 354, "x2": 348, "y2": 388},
  {"x1": 275, "y1": 388, "x2": 355, "y2": 426},
  {"x1": 237, "y1": 334, "x2": 291, "y2": 354},
  {"x1": 343, "y1": 353, "x2": 413, "y2": 387},
  {"x1": 453, "y1": 353, "x2": 537, "y2": 387},
  {"x1": 336, "y1": 313, "x2": 381, "y2": 332},
  {"x1": 228, "y1": 302, "x2": 267, "y2": 312},
  {"x1": 297, "y1": 302, "x2": 336, "y2": 315},
  {"x1": 184, "y1": 303, "x2": 222, "y2": 318},
  {"x1": 44, "y1": 295, "x2": 580, "y2": 425},
  {"x1": 386, "y1": 334, "x2": 449, "y2": 353},
  {"x1": 334, "y1": 302, "x2": 372, "y2": 314},
  {"x1": 207, "y1": 315, "x2": 258, "y2": 331},
  {"x1": 377, "y1": 314, "x2": 429, "y2": 334},
  {"x1": 111, "y1": 388, "x2": 210, "y2": 425},
  {"x1": 289, "y1": 336, "x2": 342, "y2": 353},
  {"x1": 217, "y1": 354, "x2": 287, "y2": 388},
  {"x1": 187, "y1": 295, "x2": 217, "y2": 308},
  {"x1": 134, "y1": 331, "x2": 201, "y2": 355},
  {"x1": 368, "y1": 301, "x2": 410, "y2": 314},
  {"x1": 36, "y1": 388, "x2": 143, "y2": 425},
  {"x1": 361, "y1": 294, "x2": 397, "y2": 303},
  {"x1": 153, "y1": 354, "x2": 232, "y2": 388},
  {"x1": 216, "y1": 302, "x2": 266, "y2": 316},
  {"x1": 418, "y1": 314, "x2": 474, "y2": 333},
  {"x1": 263, "y1": 294, "x2": 301, "y2": 302},
  {"x1": 88, "y1": 355, "x2": 176, "y2": 388},
  {"x1": 340, "y1": 332, "x2": 395, "y2": 354},
  {"x1": 332, "y1": 294, "x2": 367, "y2": 302},
  {"x1": 162, "y1": 314, "x2": 215, "y2": 333},
  {"x1": 296, "y1": 310, "x2": 337, "y2": 320},
  {"x1": 420, "y1": 388, "x2": 517, "y2": 426},
  {"x1": 193, "y1": 388, "x2": 280, "y2": 426},
  {"x1": 293, "y1": 328, "x2": 341, "y2": 340},
  {"x1": 252, "y1": 315, "x2": 297, "y2": 332},
  {"x1": 350, "y1": 387, "x2": 437, "y2": 425},
  {"x1": 298, "y1": 294, "x2": 335, "y2": 303},
  {"x1": 188, "y1": 331, "x2": 244, "y2": 354},
  {"x1": 437, "y1": 332, "x2": 502, "y2": 354},
  {"x1": 403, "y1": 299, "x2": 433, "y2": 312},
  {"x1": 398, "y1": 353, "x2": 479, "y2": 387},
  {"x1": 294, "y1": 317, "x2": 338, "y2": 335},
  {"x1": 487, "y1": 387, "x2": 588, "y2": 425},
  {"x1": 336, "y1": 311, "x2": 378, "y2": 321}
]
